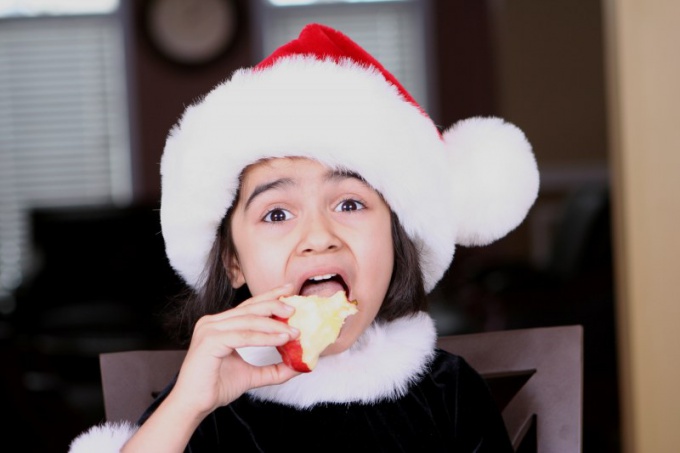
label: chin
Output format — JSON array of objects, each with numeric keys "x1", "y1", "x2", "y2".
[{"x1": 322, "y1": 322, "x2": 361, "y2": 356}]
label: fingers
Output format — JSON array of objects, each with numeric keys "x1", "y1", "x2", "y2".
[
  {"x1": 239, "y1": 283, "x2": 295, "y2": 308},
  {"x1": 195, "y1": 329, "x2": 295, "y2": 354},
  {"x1": 195, "y1": 314, "x2": 298, "y2": 346},
  {"x1": 198, "y1": 306, "x2": 298, "y2": 338},
  {"x1": 250, "y1": 362, "x2": 301, "y2": 389},
  {"x1": 216, "y1": 314, "x2": 298, "y2": 337},
  {"x1": 187, "y1": 282, "x2": 300, "y2": 367},
  {"x1": 192, "y1": 284, "x2": 301, "y2": 353},
  {"x1": 208, "y1": 283, "x2": 296, "y2": 323},
  {"x1": 174, "y1": 284, "x2": 302, "y2": 411}
]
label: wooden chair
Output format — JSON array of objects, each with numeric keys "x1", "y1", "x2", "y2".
[
  {"x1": 437, "y1": 324, "x2": 583, "y2": 452},
  {"x1": 99, "y1": 324, "x2": 583, "y2": 452},
  {"x1": 99, "y1": 349, "x2": 186, "y2": 423}
]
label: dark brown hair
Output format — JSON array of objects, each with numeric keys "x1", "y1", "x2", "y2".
[{"x1": 163, "y1": 210, "x2": 427, "y2": 345}]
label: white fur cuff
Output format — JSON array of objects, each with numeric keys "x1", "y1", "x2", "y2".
[{"x1": 68, "y1": 421, "x2": 138, "y2": 453}]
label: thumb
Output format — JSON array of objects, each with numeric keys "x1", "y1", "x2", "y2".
[{"x1": 251, "y1": 363, "x2": 300, "y2": 389}]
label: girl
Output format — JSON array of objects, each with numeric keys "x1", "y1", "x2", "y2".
[{"x1": 70, "y1": 23, "x2": 539, "y2": 452}]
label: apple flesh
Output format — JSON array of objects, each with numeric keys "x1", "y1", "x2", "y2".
[{"x1": 275, "y1": 291, "x2": 358, "y2": 372}]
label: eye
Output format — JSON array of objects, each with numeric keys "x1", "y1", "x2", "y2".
[
  {"x1": 263, "y1": 208, "x2": 292, "y2": 222},
  {"x1": 334, "y1": 199, "x2": 365, "y2": 212}
]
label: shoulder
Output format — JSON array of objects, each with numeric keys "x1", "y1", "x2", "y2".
[
  {"x1": 427, "y1": 348, "x2": 499, "y2": 403},
  {"x1": 422, "y1": 349, "x2": 499, "y2": 422},
  {"x1": 425, "y1": 350, "x2": 513, "y2": 452},
  {"x1": 414, "y1": 349, "x2": 497, "y2": 416},
  {"x1": 428, "y1": 348, "x2": 482, "y2": 380}
]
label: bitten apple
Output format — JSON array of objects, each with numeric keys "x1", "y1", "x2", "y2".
[{"x1": 275, "y1": 291, "x2": 358, "y2": 372}]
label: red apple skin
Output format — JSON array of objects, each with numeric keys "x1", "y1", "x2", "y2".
[
  {"x1": 277, "y1": 339, "x2": 312, "y2": 373},
  {"x1": 272, "y1": 315, "x2": 312, "y2": 372}
]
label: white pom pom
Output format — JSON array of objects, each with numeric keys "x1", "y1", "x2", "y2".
[{"x1": 443, "y1": 116, "x2": 540, "y2": 246}]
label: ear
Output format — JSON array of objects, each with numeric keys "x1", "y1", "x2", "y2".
[{"x1": 224, "y1": 253, "x2": 246, "y2": 289}]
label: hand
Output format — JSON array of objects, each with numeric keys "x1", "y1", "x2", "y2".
[{"x1": 168, "y1": 283, "x2": 301, "y2": 418}]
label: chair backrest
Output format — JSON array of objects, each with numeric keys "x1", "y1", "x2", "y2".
[
  {"x1": 99, "y1": 349, "x2": 187, "y2": 423},
  {"x1": 100, "y1": 325, "x2": 583, "y2": 452},
  {"x1": 437, "y1": 324, "x2": 583, "y2": 453}
]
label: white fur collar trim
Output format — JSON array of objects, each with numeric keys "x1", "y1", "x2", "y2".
[{"x1": 239, "y1": 312, "x2": 436, "y2": 409}]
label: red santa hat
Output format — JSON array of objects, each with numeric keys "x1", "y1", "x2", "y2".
[{"x1": 160, "y1": 23, "x2": 539, "y2": 293}]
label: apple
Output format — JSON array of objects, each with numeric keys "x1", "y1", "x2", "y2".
[{"x1": 275, "y1": 291, "x2": 358, "y2": 372}]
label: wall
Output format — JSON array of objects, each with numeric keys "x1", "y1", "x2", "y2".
[
  {"x1": 434, "y1": 0, "x2": 610, "y2": 267},
  {"x1": 121, "y1": 0, "x2": 254, "y2": 204},
  {"x1": 434, "y1": 2, "x2": 619, "y2": 450},
  {"x1": 603, "y1": 0, "x2": 680, "y2": 451},
  {"x1": 490, "y1": 0, "x2": 610, "y2": 265},
  {"x1": 492, "y1": 0, "x2": 608, "y2": 167}
]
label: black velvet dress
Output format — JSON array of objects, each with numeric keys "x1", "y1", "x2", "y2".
[{"x1": 139, "y1": 350, "x2": 512, "y2": 452}]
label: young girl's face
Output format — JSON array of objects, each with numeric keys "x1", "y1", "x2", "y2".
[{"x1": 229, "y1": 157, "x2": 394, "y2": 355}]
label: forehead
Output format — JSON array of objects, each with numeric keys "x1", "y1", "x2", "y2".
[
  {"x1": 239, "y1": 157, "x2": 370, "y2": 189},
  {"x1": 241, "y1": 157, "x2": 323, "y2": 180}
]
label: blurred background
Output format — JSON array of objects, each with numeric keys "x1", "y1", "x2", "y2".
[{"x1": 0, "y1": 1, "x2": 677, "y2": 452}]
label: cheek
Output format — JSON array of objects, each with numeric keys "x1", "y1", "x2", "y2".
[
  {"x1": 239, "y1": 249, "x2": 272, "y2": 291},
  {"x1": 364, "y1": 226, "x2": 394, "y2": 283},
  {"x1": 354, "y1": 232, "x2": 394, "y2": 316},
  {"x1": 236, "y1": 239, "x2": 291, "y2": 295}
]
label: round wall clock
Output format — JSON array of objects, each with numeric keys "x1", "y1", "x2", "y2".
[{"x1": 144, "y1": 0, "x2": 239, "y2": 66}]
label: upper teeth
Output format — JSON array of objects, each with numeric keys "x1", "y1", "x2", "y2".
[{"x1": 309, "y1": 274, "x2": 336, "y2": 282}]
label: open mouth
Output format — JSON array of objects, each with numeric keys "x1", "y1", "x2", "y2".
[{"x1": 299, "y1": 273, "x2": 349, "y2": 298}]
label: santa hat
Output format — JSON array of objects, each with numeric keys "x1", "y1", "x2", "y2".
[{"x1": 160, "y1": 23, "x2": 539, "y2": 293}]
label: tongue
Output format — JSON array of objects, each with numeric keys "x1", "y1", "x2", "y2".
[{"x1": 300, "y1": 280, "x2": 345, "y2": 298}]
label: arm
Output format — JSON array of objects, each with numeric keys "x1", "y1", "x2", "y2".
[{"x1": 119, "y1": 284, "x2": 300, "y2": 452}]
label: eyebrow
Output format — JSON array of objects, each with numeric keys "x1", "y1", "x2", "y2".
[
  {"x1": 243, "y1": 169, "x2": 369, "y2": 210},
  {"x1": 244, "y1": 178, "x2": 294, "y2": 210}
]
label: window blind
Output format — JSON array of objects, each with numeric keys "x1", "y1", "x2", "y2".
[
  {"x1": 0, "y1": 14, "x2": 130, "y2": 312},
  {"x1": 258, "y1": 0, "x2": 430, "y2": 111}
]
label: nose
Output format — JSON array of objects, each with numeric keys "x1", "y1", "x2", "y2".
[{"x1": 296, "y1": 211, "x2": 341, "y2": 255}]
